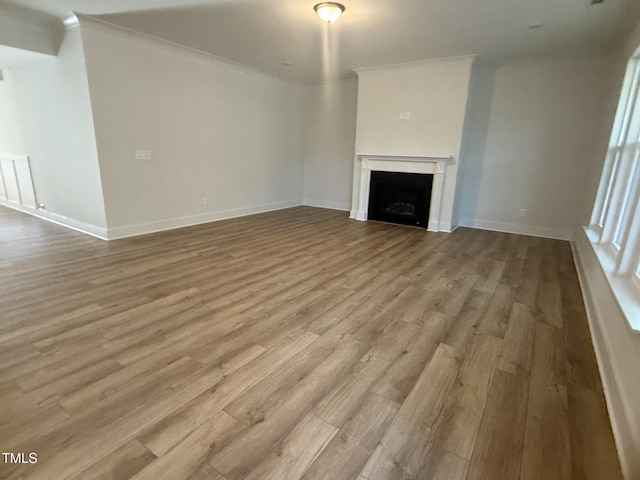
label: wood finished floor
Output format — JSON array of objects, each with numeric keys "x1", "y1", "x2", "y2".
[{"x1": 0, "y1": 205, "x2": 621, "y2": 480}]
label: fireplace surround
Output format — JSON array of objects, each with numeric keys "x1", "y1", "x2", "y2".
[{"x1": 350, "y1": 154, "x2": 453, "y2": 232}]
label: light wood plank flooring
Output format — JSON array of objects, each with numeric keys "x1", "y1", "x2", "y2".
[{"x1": 0, "y1": 205, "x2": 621, "y2": 480}]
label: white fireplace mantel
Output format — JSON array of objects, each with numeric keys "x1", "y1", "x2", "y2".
[{"x1": 350, "y1": 153, "x2": 454, "y2": 232}]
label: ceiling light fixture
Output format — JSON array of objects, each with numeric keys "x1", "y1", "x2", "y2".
[{"x1": 314, "y1": 2, "x2": 345, "y2": 23}]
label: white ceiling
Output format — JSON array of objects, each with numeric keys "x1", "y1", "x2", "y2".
[{"x1": 3, "y1": 0, "x2": 640, "y2": 84}]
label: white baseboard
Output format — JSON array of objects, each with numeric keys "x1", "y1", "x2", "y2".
[
  {"x1": 573, "y1": 232, "x2": 640, "y2": 480},
  {"x1": 303, "y1": 198, "x2": 351, "y2": 212},
  {"x1": 0, "y1": 200, "x2": 108, "y2": 239},
  {"x1": 460, "y1": 217, "x2": 572, "y2": 241},
  {"x1": 439, "y1": 221, "x2": 456, "y2": 233},
  {"x1": 106, "y1": 199, "x2": 302, "y2": 240}
]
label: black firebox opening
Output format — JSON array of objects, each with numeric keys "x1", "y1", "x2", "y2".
[{"x1": 367, "y1": 171, "x2": 433, "y2": 228}]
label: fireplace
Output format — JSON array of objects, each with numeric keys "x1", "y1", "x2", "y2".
[
  {"x1": 350, "y1": 154, "x2": 453, "y2": 232},
  {"x1": 368, "y1": 171, "x2": 433, "y2": 228}
]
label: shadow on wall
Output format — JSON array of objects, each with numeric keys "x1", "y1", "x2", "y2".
[
  {"x1": 459, "y1": 66, "x2": 496, "y2": 222},
  {"x1": 458, "y1": 58, "x2": 612, "y2": 240}
]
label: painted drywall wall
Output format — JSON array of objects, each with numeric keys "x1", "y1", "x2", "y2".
[
  {"x1": 577, "y1": 59, "x2": 627, "y2": 230},
  {"x1": 354, "y1": 57, "x2": 475, "y2": 158},
  {"x1": 353, "y1": 57, "x2": 475, "y2": 230},
  {"x1": 452, "y1": 66, "x2": 482, "y2": 230},
  {"x1": 580, "y1": 23, "x2": 640, "y2": 231},
  {"x1": 0, "y1": 70, "x2": 23, "y2": 152},
  {"x1": 459, "y1": 57, "x2": 612, "y2": 240},
  {"x1": 573, "y1": 19, "x2": 640, "y2": 480},
  {"x1": 0, "y1": 27, "x2": 107, "y2": 232},
  {"x1": 302, "y1": 80, "x2": 358, "y2": 211},
  {"x1": 79, "y1": 19, "x2": 304, "y2": 237},
  {"x1": 0, "y1": 8, "x2": 59, "y2": 56}
]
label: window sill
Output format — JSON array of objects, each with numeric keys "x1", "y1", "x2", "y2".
[{"x1": 584, "y1": 226, "x2": 640, "y2": 333}]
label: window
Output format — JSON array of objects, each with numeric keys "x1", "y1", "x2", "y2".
[{"x1": 589, "y1": 52, "x2": 640, "y2": 330}]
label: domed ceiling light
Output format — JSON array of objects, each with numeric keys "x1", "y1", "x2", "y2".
[{"x1": 314, "y1": 2, "x2": 346, "y2": 23}]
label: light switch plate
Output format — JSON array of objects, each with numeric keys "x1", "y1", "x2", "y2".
[{"x1": 135, "y1": 150, "x2": 152, "y2": 161}]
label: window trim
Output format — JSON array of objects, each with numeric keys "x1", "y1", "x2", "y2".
[{"x1": 588, "y1": 51, "x2": 640, "y2": 333}]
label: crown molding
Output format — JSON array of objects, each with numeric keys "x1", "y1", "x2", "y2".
[{"x1": 353, "y1": 55, "x2": 478, "y2": 76}]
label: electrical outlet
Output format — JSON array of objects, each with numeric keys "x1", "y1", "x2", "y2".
[
  {"x1": 519, "y1": 208, "x2": 527, "y2": 217},
  {"x1": 202, "y1": 197, "x2": 208, "y2": 206},
  {"x1": 399, "y1": 112, "x2": 411, "y2": 120}
]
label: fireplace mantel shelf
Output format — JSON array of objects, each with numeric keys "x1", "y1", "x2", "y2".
[{"x1": 356, "y1": 154, "x2": 455, "y2": 163}]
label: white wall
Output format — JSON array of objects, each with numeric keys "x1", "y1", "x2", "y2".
[
  {"x1": 0, "y1": 8, "x2": 59, "y2": 56},
  {"x1": 580, "y1": 28, "x2": 640, "y2": 230},
  {"x1": 0, "y1": 70, "x2": 24, "y2": 152},
  {"x1": 573, "y1": 20, "x2": 640, "y2": 480},
  {"x1": 0, "y1": 27, "x2": 107, "y2": 233},
  {"x1": 353, "y1": 57, "x2": 475, "y2": 230},
  {"x1": 302, "y1": 80, "x2": 358, "y2": 211},
  {"x1": 79, "y1": 19, "x2": 304, "y2": 238},
  {"x1": 354, "y1": 58, "x2": 475, "y2": 159},
  {"x1": 459, "y1": 57, "x2": 612, "y2": 240}
]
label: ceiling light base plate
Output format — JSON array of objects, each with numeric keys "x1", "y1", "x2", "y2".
[{"x1": 314, "y1": 2, "x2": 346, "y2": 23}]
